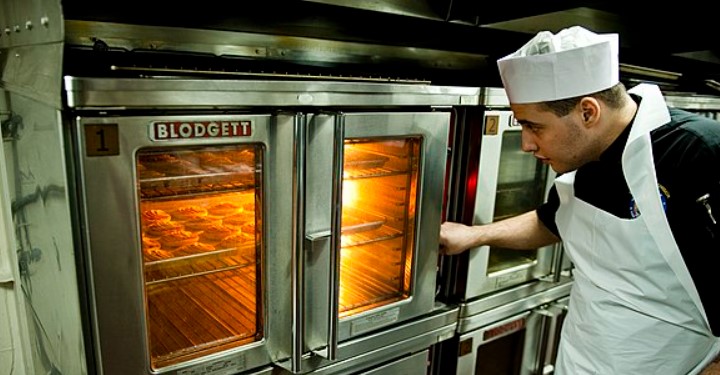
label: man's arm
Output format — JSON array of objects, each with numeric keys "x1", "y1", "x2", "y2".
[{"x1": 439, "y1": 210, "x2": 560, "y2": 255}]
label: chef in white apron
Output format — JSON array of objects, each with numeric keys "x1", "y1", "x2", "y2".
[
  {"x1": 552, "y1": 83, "x2": 720, "y2": 374},
  {"x1": 494, "y1": 26, "x2": 720, "y2": 374}
]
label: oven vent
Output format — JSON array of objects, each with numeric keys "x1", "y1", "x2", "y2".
[{"x1": 109, "y1": 65, "x2": 432, "y2": 84}]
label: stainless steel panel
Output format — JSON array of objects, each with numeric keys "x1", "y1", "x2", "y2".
[
  {"x1": 458, "y1": 278, "x2": 572, "y2": 334},
  {"x1": 300, "y1": 0, "x2": 446, "y2": 20},
  {"x1": 75, "y1": 113, "x2": 296, "y2": 374},
  {"x1": 280, "y1": 304, "x2": 458, "y2": 373},
  {"x1": 356, "y1": 350, "x2": 428, "y2": 375},
  {"x1": 62, "y1": 77, "x2": 481, "y2": 109},
  {"x1": 312, "y1": 349, "x2": 429, "y2": 375},
  {"x1": 0, "y1": 0, "x2": 63, "y2": 49},
  {"x1": 63, "y1": 20, "x2": 488, "y2": 75},
  {"x1": 479, "y1": 87, "x2": 510, "y2": 108},
  {"x1": 0, "y1": 92, "x2": 87, "y2": 374},
  {"x1": 0, "y1": 91, "x2": 33, "y2": 375},
  {"x1": 1, "y1": 44, "x2": 63, "y2": 108}
]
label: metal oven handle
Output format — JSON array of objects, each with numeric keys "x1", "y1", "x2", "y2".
[
  {"x1": 324, "y1": 114, "x2": 345, "y2": 360},
  {"x1": 532, "y1": 305, "x2": 566, "y2": 375},
  {"x1": 303, "y1": 113, "x2": 344, "y2": 363},
  {"x1": 293, "y1": 114, "x2": 307, "y2": 373}
]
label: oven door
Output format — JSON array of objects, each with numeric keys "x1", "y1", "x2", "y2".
[
  {"x1": 301, "y1": 111, "x2": 449, "y2": 368},
  {"x1": 456, "y1": 299, "x2": 568, "y2": 375},
  {"x1": 74, "y1": 113, "x2": 296, "y2": 374},
  {"x1": 465, "y1": 110, "x2": 557, "y2": 299}
]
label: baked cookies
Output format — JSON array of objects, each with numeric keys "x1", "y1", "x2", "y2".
[
  {"x1": 176, "y1": 242, "x2": 215, "y2": 255},
  {"x1": 145, "y1": 221, "x2": 183, "y2": 237},
  {"x1": 142, "y1": 236, "x2": 173, "y2": 261},
  {"x1": 142, "y1": 236, "x2": 161, "y2": 250},
  {"x1": 159, "y1": 230, "x2": 200, "y2": 249},
  {"x1": 200, "y1": 224, "x2": 238, "y2": 243},
  {"x1": 217, "y1": 234, "x2": 255, "y2": 258},
  {"x1": 141, "y1": 209, "x2": 171, "y2": 224},
  {"x1": 207, "y1": 202, "x2": 242, "y2": 217},
  {"x1": 171, "y1": 205, "x2": 208, "y2": 221},
  {"x1": 145, "y1": 248, "x2": 173, "y2": 261},
  {"x1": 184, "y1": 216, "x2": 222, "y2": 231},
  {"x1": 222, "y1": 213, "x2": 251, "y2": 228}
]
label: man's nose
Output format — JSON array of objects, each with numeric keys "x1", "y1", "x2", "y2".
[{"x1": 520, "y1": 128, "x2": 537, "y2": 152}]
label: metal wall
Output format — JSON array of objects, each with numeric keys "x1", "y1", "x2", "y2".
[{"x1": 2, "y1": 1, "x2": 89, "y2": 374}]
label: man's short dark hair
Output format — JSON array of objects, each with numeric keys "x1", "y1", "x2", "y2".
[{"x1": 539, "y1": 82, "x2": 627, "y2": 117}]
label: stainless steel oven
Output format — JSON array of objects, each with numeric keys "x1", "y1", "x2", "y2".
[
  {"x1": 440, "y1": 88, "x2": 569, "y2": 311},
  {"x1": 431, "y1": 282, "x2": 571, "y2": 375},
  {"x1": 60, "y1": 77, "x2": 478, "y2": 374},
  {"x1": 456, "y1": 295, "x2": 569, "y2": 375}
]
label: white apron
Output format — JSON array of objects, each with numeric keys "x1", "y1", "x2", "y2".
[{"x1": 554, "y1": 84, "x2": 720, "y2": 374}]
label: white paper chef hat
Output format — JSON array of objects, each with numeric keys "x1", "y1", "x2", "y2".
[{"x1": 497, "y1": 26, "x2": 619, "y2": 104}]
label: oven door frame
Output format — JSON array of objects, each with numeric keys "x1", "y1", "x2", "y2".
[
  {"x1": 73, "y1": 113, "x2": 296, "y2": 374},
  {"x1": 465, "y1": 109, "x2": 557, "y2": 300},
  {"x1": 300, "y1": 110, "x2": 450, "y2": 369}
]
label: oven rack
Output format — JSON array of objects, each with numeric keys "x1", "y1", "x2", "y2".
[
  {"x1": 144, "y1": 243, "x2": 257, "y2": 284},
  {"x1": 139, "y1": 171, "x2": 257, "y2": 199},
  {"x1": 146, "y1": 266, "x2": 260, "y2": 367},
  {"x1": 339, "y1": 242, "x2": 406, "y2": 315}
]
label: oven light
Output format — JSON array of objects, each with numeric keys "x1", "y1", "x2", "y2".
[
  {"x1": 342, "y1": 180, "x2": 359, "y2": 206},
  {"x1": 466, "y1": 170, "x2": 478, "y2": 200}
]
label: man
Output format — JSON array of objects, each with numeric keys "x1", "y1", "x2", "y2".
[{"x1": 440, "y1": 26, "x2": 720, "y2": 374}]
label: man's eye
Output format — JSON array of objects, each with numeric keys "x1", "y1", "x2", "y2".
[{"x1": 522, "y1": 124, "x2": 538, "y2": 132}]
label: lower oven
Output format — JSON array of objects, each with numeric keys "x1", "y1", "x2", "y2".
[
  {"x1": 432, "y1": 282, "x2": 571, "y2": 375},
  {"x1": 62, "y1": 77, "x2": 478, "y2": 374}
]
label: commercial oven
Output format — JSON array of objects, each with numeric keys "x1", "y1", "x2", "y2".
[
  {"x1": 431, "y1": 282, "x2": 571, "y2": 375},
  {"x1": 440, "y1": 88, "x2": 570, "y2": 312},
  {"x1": 59, "y1": 78, "x2": 478, "y2": 374}
]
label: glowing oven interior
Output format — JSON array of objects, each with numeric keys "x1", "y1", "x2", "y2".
[
  {"x1": 136, "y1": 145, "x2": 263, "y2": 369},
  {"x1": 134, "y1": 137, "x2": 420, "y2": 369},
  {"x1": 339, "y1": 138, "x2": 419, "y2": 317}
]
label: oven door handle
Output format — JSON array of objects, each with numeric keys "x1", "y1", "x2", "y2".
[
  {"x1": 301, "y1": 113, "x2": 344, "y2": 364},
  {"x1": 531, "y1": 305, "x2": 566, "y2": 374},
  {"x1": 317, "y1": 113, "x2": 345, "y2": 361}
]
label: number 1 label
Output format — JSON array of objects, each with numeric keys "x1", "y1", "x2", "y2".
[{"x1": 85, "y1": 124, "x2": 119, "y2": 156}]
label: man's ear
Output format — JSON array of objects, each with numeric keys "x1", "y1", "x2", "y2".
[{"x1": 579, "y1": 97, "x2": 600, "y2": 127}]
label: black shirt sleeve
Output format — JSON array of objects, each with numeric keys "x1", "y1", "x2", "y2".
[{"x1": 536, "y1": 183, "x2": 560, "y2": 237}]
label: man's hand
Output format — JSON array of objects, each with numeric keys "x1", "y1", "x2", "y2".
[{"x1": 439, "y1": 221, "x2": 482, "y2": 256}]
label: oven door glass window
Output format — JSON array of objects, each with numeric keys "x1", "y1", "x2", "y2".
[
  {"x1": 474, "y1": 330, "x2": 525, "y2": 375},
  {"x1": 489, "y1": 131, "x2": 549, "y2": 273},
  {"x1": 339, "y1": 138, "x2": 420, "y2": 317},
  {"x1": 136, "y1": 144, "x2": 263, "y2": 369}
]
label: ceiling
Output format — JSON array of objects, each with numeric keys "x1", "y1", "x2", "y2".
[
  {"x1": 478, "y1": 2, "x2": 719, "y2": 63},
  {"x1": 290, "y1": 0, "x2": 717, "y2": 90}
]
